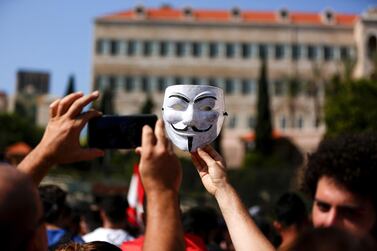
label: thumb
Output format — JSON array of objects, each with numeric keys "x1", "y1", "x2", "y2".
[{"x1": 135, "y1": 147, "x2": 142, "y2": 155}]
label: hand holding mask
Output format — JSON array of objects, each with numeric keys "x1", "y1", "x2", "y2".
[{"x1": 162, "y1": 85, "x2": 227, "y2": 152}]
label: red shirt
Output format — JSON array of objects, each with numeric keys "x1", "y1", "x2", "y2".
[{"x1": 120, "y1": 233, "x2": 208, "y2": 251}]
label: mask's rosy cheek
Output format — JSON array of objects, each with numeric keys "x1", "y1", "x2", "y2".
[
  {"x1": 203, "y1": 111, "x2": 219, "y2": 123},
  {"x1": 163, "y1": 110, "x2": 182, "y2": 124}
]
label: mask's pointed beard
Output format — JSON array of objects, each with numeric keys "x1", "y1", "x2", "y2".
[{"x1": 188, "y1": 136, "x2": 193, "y2": 152}]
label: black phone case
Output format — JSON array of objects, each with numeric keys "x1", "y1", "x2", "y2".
[{"x1": 88, "y1": 115, "x2": 157, "y2": 149}]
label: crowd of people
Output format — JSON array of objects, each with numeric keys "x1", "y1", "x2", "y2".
[{"x1": 1, "y1": 91, "x2": 377, "y2": 250}]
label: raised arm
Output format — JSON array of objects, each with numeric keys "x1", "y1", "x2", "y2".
[
  {"x1": 138, "y1": 120, "x2": 184, "y2": 251},
  {"x1": 191, "y1": 145, "x2": 275, "y2": 251},
  {"x1": 17, "y1": 91, "x2": 104, "y2": 185}
]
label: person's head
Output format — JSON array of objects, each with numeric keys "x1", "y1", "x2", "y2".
[
  {"x1": 79, "y1": 207, "x2": 102, "y2": 235},
  {"x1": 0, "y1": 164, "x2": 47, "y2": 251},
  {"x1": 289, "y1": 227, "x2": 377, "y2": 251},
  {"x1": 65, "y1": 207, "x2": 81, "y2": 236},
  {"x1": 182, "y1": 206, "x2": 219, "y2": 244},
  {"x1": 56, "y1": 241, "x2": 121, "y2": 251},
  {"x1": 98, "y1": 195, "x2": 128, "y2": 226},
  {"x1": 273, "y1": 192, "x2": 308, "y2": 232},
  {"x1": 38, "y1": 184, "x2": 69, "y2": 228},
  {"x1": 303, "y1": 133, "x2": 377, "y2": 237}
]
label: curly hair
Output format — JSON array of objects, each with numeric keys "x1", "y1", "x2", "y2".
[
  {"x1": 291, "y1": 227, "x2": 377, "y2": 251},
  {"x1": 56, "y1": 241, "x2": 121, "y2": 251},
  {"x1": 302, "y1": 133, "x2": 377, "y2": 208}
]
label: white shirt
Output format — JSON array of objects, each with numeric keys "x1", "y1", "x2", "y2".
[{"x1": 83, "y1": 227, "x2": 134, "y2": 246}]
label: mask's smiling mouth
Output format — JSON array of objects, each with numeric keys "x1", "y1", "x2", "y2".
[{"x1": 171, "y1": 124, "x2": 212, "y2": 133}]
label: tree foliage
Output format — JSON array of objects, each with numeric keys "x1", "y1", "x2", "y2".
[
  {"x1": 65, "y1": 75, "x2": 76, "y2": 96},
  {"x1": 255, "y1": 58, "x2": 273, "y2": 154},
  {"x1": 325, "y1": 77, "x2": 377, "y2": 136},
  {"x1": 237, "y1": 137, "x2": 303, "y2": 206},
  {"x1": 239, "y1": 59, "x2": 303, "y2": 202},
  {"x1": 0, "y1": 113, "x2": 43, "y2": 153},
  {"x1": 140, "y1": 95, "x2": 155, "y2": 114},
  {"x1": 100, "y1": 87, "x2": 115, "y2": 115},
  {"x1": 14, "y1": 92, "x2": 37, "y2": 123}
]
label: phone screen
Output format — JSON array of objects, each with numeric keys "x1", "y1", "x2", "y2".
[{"x1": 88, "y1": 115, "x2": 158, "y2": 149}]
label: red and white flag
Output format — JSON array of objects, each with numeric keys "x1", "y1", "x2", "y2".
[{"x1": 127, "y1": 164, "x2": 145, "y2": 227}]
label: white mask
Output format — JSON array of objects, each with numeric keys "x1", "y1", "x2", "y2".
[{"x1": 162, "y1": 85, "x2": 227, "y2": 152}]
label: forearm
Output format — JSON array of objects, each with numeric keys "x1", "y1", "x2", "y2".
[
  {"x1": 143, "y1": 190, "x2": 184, "y2": 251},
  {"x1": 215, "y1": 184, "x2": 275, "y2": 251},
  {"x1": 17, "y1": 143, "x2": 54, "y2": 185}
]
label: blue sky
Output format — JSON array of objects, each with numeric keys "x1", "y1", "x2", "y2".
[{"x1": 0, "y1": 0, "x2": 375, "y2": 97}]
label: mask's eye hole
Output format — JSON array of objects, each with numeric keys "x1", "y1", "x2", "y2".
[
  {"x1": 200, "y1": 105, "x2": 212, "y2": 111},
  {"x1": 171, "y1": 103, "x2": 185, "y2": 111}
]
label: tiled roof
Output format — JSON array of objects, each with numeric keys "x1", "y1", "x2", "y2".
[
  {"x1": 242, "y1": 11, "x2": 277, "y2": 23},
  {"x1": 290, "y1": 12, "x2": 321, "y2": 24},
  {"x1": 98, "y1": 6, "x2": 358, "y2": 26}
]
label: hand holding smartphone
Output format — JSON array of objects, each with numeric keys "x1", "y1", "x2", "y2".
[{"x1": 88, "y1": 114, "x2": 158, "y2": 149}]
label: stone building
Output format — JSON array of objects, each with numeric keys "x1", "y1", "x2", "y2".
[
  {"x1": 0, "y1": 91, "x2": 7, "y2": 113},
  {"x1": 92, "y1": 6, "x2": 377, "y2": 167}
]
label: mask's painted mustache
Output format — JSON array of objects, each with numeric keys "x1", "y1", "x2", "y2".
[{"x1": 171, "y1": 124, "x2": 212, "y2": 132}]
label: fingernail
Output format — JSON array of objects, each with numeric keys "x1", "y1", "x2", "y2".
[{"x1": 49, "y1": 102, "x2": 57, "y2": 108}]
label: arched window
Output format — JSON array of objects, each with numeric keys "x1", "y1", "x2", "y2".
[{"x1": 367, "y1": 35, "x2": 377, "y2": 60}]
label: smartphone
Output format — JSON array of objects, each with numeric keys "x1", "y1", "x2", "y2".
[{"x1": 88, "y1": 115, "x2": 158, "y2": 149}]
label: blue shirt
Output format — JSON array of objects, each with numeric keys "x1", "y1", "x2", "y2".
[{"x1": 47, "y1": 228, "x2": 84, "y2": 247}]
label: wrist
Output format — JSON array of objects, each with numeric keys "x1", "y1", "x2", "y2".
[
  {"x1": 146, "y1": 189, "x2": 180, "y2": 213},
  {"x1": 17, "y1": 142, "x2": 56, "y2": 185},
  {"x1": 141, "y1": 177, "x2": 180, "y2": 195},
  {"x1": 146, "y1": 187, "x2": 179, "y2": 199},
  {"x1": 214, "y1": 181, "x2": 234, "y2": 200},
  {"x1": 34, "y1": 142, "x2": 56, "y2": 166}
]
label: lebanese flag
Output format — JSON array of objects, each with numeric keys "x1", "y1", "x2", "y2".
[{"x1": 127, "y1": 164, "x2": 145, "y2": 227}]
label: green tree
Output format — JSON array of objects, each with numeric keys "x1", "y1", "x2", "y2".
[
  {"x1": 95, "y1": 86, "x2": 116, "y2": 172},
  {"x1": 342, "y1": 57, "x2": 357, "y2": 82},
  {"x1": 65, "y1": 75, "x2": 76, "y2": 96},
  {"x1": 238, "y1": 136, "x2": 303, "y2": 205},
  {"x1": 240, "y1": 59, "x2": 303, "y2": 201},
  {"x1": 140, "y1": 95, "x2": 155, "y2": 114},
  {"x1": 100, "y1": 86, "x2": 115, "y2": 114},
  {"x1": 14, "y1": 92, "x2": 37, "y2": 123},
  {"x1": 285, "y1": 78, "x2": 297, "y2": 128},
  {"x1": 325, "y1": 78, "x2": 377, "y2": 136},
  {"x1": 0, "y1": 113, "x2": 43, "y2": 153},
  {"x1": 255, "y1": 58, "x2": 273, "y2": 154}
]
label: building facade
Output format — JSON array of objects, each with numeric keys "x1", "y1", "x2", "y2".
[
  {"x1": 92, "y1": 6, "x2": 377, "y2": 167},
  {"x1": 0, "y1": 91, "x2": 7, "y2": 113},
  {"x1": 17, "y1": 70, "x2": 49, "y2": 95}
]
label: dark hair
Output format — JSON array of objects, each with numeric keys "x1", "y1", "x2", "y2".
[
  {"x1": 38, "y1": 184, "x2": 68, "y2": 224},
  {"x1": 302, "y1": 133, "x2": 377, "y2": 209},
  {"x1": 80, "y1": 208, "x2": 102, "y2": 233},
  {"x1": 98, "y1": 195, "x2": 128, "y2": 224},
  {"x1": 274, "y1": 192, "x2": 308, "y2": 229},
  {"x1": 290, "y1": 227, "x2": 377, "y2": 251},
  {"x1": 182, "y1": 206, "x2": 219, "y2": 243},
  {"x1": 56, "y1": 241, "x2": 121, "y2": 251}
]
